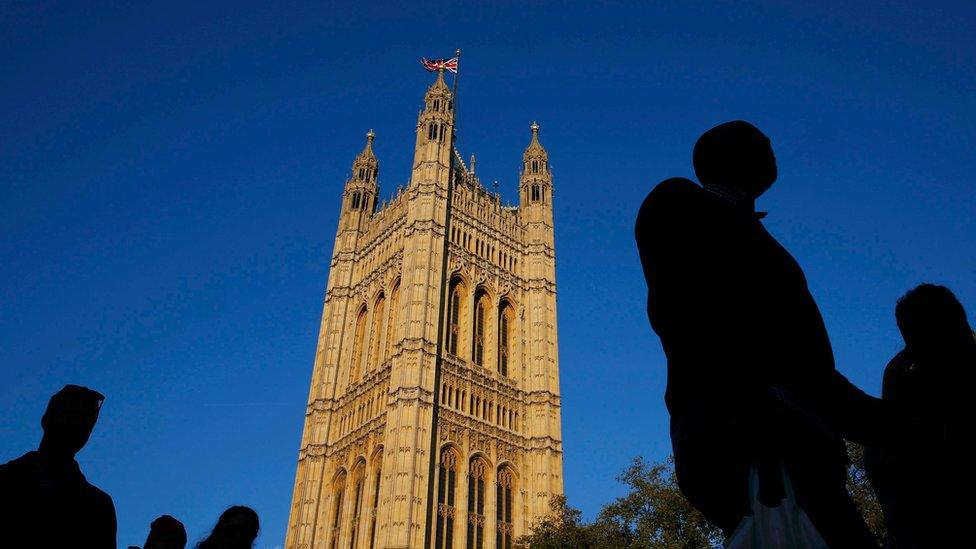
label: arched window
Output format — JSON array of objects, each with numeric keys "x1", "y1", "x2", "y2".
[
  {"x1": 386, "y1": 282, "x2": 399, "y2": 359},
  {"x1": 530, "y1": 185, "x2": 540, "y2": 202},
  {"x1": 531, "y1": 160, "x2": 538, "y2": 173},
  {"x1": 368, "y1": 452, "x2": 383, "y2": 549},
  {"x1": 351, "y1": 307, "x2": 368, "y2": 383},
  {"x1": 436, "y1": 448, "x2": 459, "y2": 549},
  {"x1": 370, "y1": 294, "x2": 385, "y2": 371},
  {"x1": 496, "y1": 468, "x2": 515, "y2": 549},
  {"x1": 467, "y1": 458, "x2": 488, "y2": 549},
  {"x1": 498, "y1": 303, "x2": 513, "y2": 377},
  {"x1": 352, "y1": 192, "x2": 361, "y2": 210},
  {"x1": 447, "y1": 280, "x2": 463, "y2": 356},
  {"x1": 434, "y1": 99, "x2": 440, "y2": 111},
  {"x1": 473, "y1": 291, "x2": 489, "y2": 367},
  {"x1": 329, "y1": 471, "x2": 347, "y2": 549},
  {"x1": 349, "y1": 462, "x2": 366, "y2": 549}
]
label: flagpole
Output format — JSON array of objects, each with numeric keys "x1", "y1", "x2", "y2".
[{"x1": 425, "y1": 48, "x2": 461, "y2": 549}]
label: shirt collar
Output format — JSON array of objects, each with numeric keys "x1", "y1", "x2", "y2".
[{"x1": 702, "y1": 183, "x2": 767, "y2": 219}]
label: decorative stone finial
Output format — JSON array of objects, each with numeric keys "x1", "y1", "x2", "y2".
[
  {"x1": 530, "y1": 121, "x2": 539, "y2": 133},
  {"x1": 366, "y1": 129, "x2": 375, "y2": 142}
]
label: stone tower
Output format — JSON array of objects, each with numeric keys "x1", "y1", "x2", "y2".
[{"x1": 285, "y1": 70, "x2": 563, "y2": 549}]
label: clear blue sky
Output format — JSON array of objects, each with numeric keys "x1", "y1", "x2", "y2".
[{"x1": 2, "y1": 1, "x2": 975, "y2": 547}]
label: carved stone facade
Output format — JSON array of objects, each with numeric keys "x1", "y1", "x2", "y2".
[{"x1": 285, "y1": 71, "x2": 563, "y2": 549}]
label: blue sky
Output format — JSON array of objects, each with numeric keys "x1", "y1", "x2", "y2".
[{"x1": 2, "y1": 1, "x2": 975, "y2": 547}]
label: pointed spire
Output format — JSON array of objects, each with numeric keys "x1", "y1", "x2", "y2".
[
  {"x1": 359, "y1": 129, "x2": 376, "y2": 159},
  {"x1": 523, "y1": 121, "x2": 548, "y2": 160},
  {"x1": 470, "y1": 153, "x2": 477, "y2": 175}
]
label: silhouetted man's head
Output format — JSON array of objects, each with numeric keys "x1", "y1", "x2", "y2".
[
  {"x1": 40, "y1": 385, "x2": 104, "y2": 458},
  {"x1": 896, "y1": 284, "x2": 973, "y2": 353},
  {"x1": 144, "y1": 515, "x2": 188, "y2": 549},
  {"x1": 693, "y1": 121, "x2": 777, "y2": 199}
]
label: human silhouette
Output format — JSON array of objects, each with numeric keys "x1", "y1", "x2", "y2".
[
  {"x1": 195, "y1": 506, "x2": 259, "y2": 549},
  {"x1": 0, "y1": 384, "x2": 117, "y2": 548},
  {"x1": 866, "y1": 284, "x2": 975, "y2": 547},
  {"x1": 635, "y1": 121, "x2": 908, "y2": 547},
  {"x1": 143, "y1": 514, "x2": 188, "y2": 549}
]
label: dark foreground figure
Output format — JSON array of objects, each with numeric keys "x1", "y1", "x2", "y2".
[
  {"x1": 635, "y1": 121, "x2": 905, "y2": 547},
  {"x1": 141, "y1": 514, "x2": 188, "y2": 549},
  {"x1": 195, "y1": 505, "x2": 260, "y2": 549},
  {"x1": 0, "y1": 384, "x2": 117, "y2": 548},
  {"x1": 867, "y1": 284, "x2": 975, "y2": 548}
]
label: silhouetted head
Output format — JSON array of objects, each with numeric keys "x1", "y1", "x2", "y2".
[
  {"x1": 896, "y1": 284, "x2": 973, "y2": 354},
  {"x1": 145, "y1": 515, "x2": 188, "y2": 549},
  {"x1": 39, "y1": 385, "x2": 104, "y2": 458},
  {"x1": 196, "y1": 506, "x2": 259, "y2": 549},
  {"x1": 693, "y1": 121, "x2": 777, "y2": 199}
]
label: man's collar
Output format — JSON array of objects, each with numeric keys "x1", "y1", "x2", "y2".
[{"x1": 702, "y1": 183, "x2": 767, "y2": 219}]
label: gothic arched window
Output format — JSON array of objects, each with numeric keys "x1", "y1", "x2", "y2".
[
  {"x1": 369, "y1": 452, "x2": 383, "y2": 548},
  {"x1": 370, "y1": 294, "x2": 385, "y2": 371},
  {"x1": 447, "y1": 280, "x2": 464, "y2": 356},
  {"x1": 352, "y1": 192, "x2": 361, "y2": 210},
  {"x1": 351, "y1": 306, "x2": 368, "y2": 383},
  {"x1": 496, "y1": 467, "x2": 515, "y2": 549},
  {"x1": 329, "y1": 471, "x2": 347, "y2": 549},
  {"x1": 436, "y1": 448, "x2": 459, "y2": 549},
  {"x1": 531, "y1": 160, "x2": 538, "y2": 173},
  {"x1": 498, "y1": 303, "x2": 513, "y2": 377},
  {"x1": 386, "y1": 282, "x2": 399, "y2": 359},
  {"x1": 467, "y1": 458, "x2": 488, "y2": 549},
  {"x1": 530, "y1": 185, "x2": 540, "y2": 202},
  {"x1": 473, "y1": 291, "x2": 489, "y2": 367},
  {"x1": 349, "y1": 461, "x2": 366, "y2": 549}
]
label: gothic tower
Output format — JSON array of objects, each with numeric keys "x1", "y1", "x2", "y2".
[{"x1": 285, "y1": 71, "x2": 564, "y2": 549}]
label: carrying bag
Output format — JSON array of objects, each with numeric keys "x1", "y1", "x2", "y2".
[{"x1": 724, "y1": 465, "x2": 829, "y2": 549}]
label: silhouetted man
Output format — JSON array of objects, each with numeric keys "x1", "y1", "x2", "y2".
[
  {"x1": 0, "y1": 384, "x2": 117, "y2": 548},
  {"x1": 867, "y1": 284, "x2": 975, "y2": 548},
  {"x1": 635, "y1": 121, "x2": 902, "y2": 547}
]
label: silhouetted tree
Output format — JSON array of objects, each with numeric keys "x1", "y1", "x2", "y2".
[
  {"x1": 518, "y1": 457, "x2": 721, "y2": 548},
  {"x1": 519, "y1": 452, "x2": 885, "y2": 548}
]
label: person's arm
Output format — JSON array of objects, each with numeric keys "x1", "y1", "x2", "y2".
[{"x1": 636, "y1": 181, "x2": 755, "y2": 405}]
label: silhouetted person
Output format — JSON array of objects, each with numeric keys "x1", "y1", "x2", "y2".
[
  {"x1": 866, "y1": 284, "x2": 975, "y2": 548},
  {"x1": 635, "y1": 121, "x2": 906, "y2": 547},
  {"x1": 143, "y1": 514, "x2": 188, "y2": 549},
  {"x1": 195, "y1": 506, "x2": 259, "y2": 549},
  {"x1": 0, "y1": 384, "x2": 117, "y2": 548}
]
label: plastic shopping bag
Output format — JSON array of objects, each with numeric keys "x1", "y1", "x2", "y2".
[{"x1": 725, "y1": 466, "x2": 829, "y2": 549}]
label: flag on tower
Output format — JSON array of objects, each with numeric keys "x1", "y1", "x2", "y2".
[{"x1": 421, "y1": 56, "x2": 459, "y2": 73}]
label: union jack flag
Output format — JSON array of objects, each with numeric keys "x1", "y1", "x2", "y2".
[{"x1": 421, "y1": 57, "x2": 459, "y2": 73}]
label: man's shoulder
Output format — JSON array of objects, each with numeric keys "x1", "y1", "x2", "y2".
[
  {"x1": 642, "y1": 177, "x2": 704, "y2": 207},
  {"x1": 0, "y1": 451, "x2": 36, "y2": 478},
  {"x1": 79, "y1": 477, "x2": 115, "y2": 509},
  {"x1": 636, "y1": 178, "x2": 705, "y2": 231}
]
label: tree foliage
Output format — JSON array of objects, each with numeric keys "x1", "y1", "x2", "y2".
[
  {"x1": 846, "y1": 442, "x2": 887, "y2": 545},
  {"x1": 518, "y1": 448, "x2": 886, "y2": 548}
]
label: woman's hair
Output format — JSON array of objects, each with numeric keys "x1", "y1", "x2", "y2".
[{"x1": 195, "y1": 506, "x2": 259, "y2": 549}]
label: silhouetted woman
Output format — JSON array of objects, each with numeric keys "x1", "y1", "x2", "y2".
[
  {"x1": 867, "y1": 284, "x2": 976, "y2": 547},
  {"x1": 195, "y1": 506, "x2": 259, "y2": 549}
]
